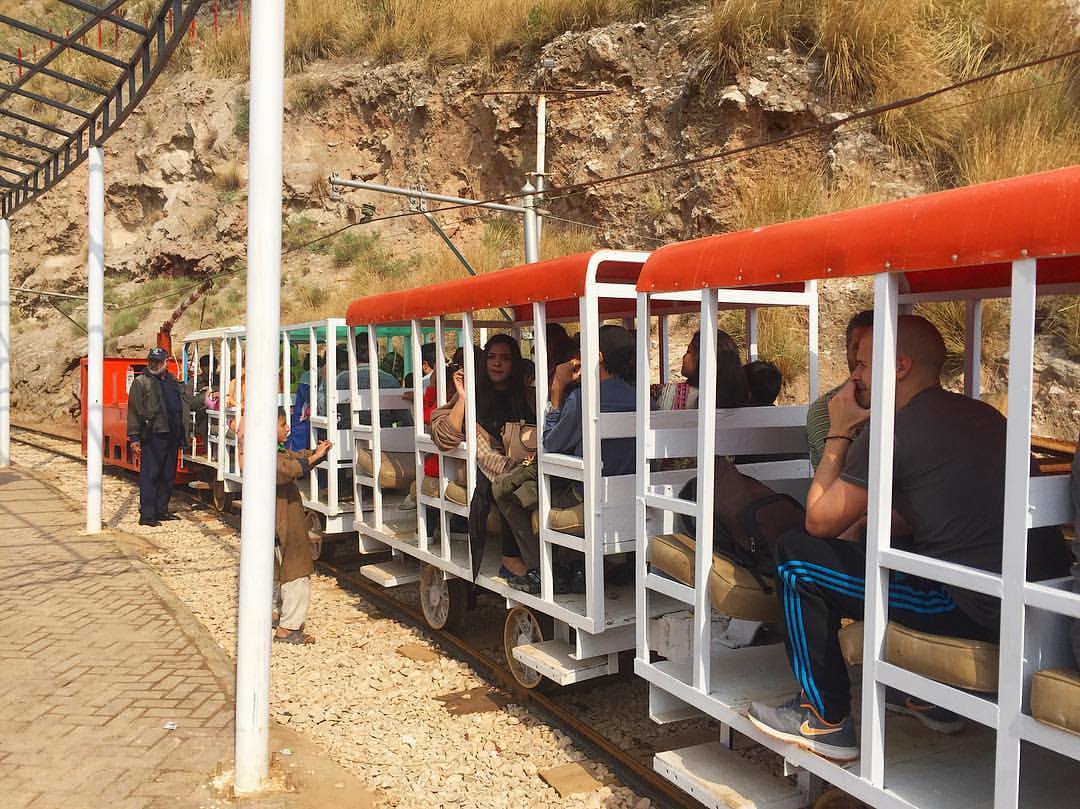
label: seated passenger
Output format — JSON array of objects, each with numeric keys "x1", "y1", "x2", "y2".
[
  {"x1": 749, "y1": 316, "x2": 1070, "y2": 761},
  {"x1": 503, "y1": 325, "x2": 637, "y2": 594},
  {"x1": 652, "y1": 329, "x2": 749, "y2": 410},
  {"x1": 745, "y1": 359, "x2": 783, "y2": 406},
  {"x1": 806, "y1": 310, "x2": 873, "y2": 469},
  {"x1": 430, "y1": 335, "x2": 535, "y2": 579},
  {"x1": 317, "y1": 341, "x2": 413, "y2": 427},
  {"x1": 286, "y1": 355, "x2": 312, "y2": 452},
  {"x1": 404, "y1": 343, "x2": 438, "y2": 402}
]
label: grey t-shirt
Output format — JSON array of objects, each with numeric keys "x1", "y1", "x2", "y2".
[{"x1": 841, "y1": 386, "x2": 1067, "y2": 630}]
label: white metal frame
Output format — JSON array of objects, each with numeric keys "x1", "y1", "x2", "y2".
[{"x1": 635, "y1": 266, "x2": 1080, "y2": 809}]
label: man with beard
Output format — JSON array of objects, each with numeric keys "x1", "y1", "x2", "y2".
[
  {"x1": 127, "y1": 347, "x2": 191, "y2": 527},
  {"x1": 805, "y1": 310, "x2": 872, "y2": 469},
  {"x1": 748, "y1": 316, "x2": 1069, "y2": 761}
]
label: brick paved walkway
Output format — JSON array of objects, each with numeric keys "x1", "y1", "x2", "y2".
[{"x1": 0, "y1": 467, "x2": 373, "y2": 809}]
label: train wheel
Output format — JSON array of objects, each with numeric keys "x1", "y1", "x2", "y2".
[
  {"x1": 306, "y1": 509, "x2": 327, "y2": 561},
  {"x1": 418, "y1": 564, "x2": 467, "y2": 631},
  {"x1": 211, "y1": 480, "x2": 234, "y2": 513},
  {"x1": 503, "y1": 606, "x2": 544, "y2": 689},
  {"x1": 813, "y1": 788, "x2": 865, "y2": 809}
]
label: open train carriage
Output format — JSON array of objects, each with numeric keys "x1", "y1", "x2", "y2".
[
  {"x1": 346, "y1": 249, "x2": 744, "y2": 686},
  {"x1": 181, "y1": 319, "x2": 419, "y2": 534},
  {"x1": 634, "y1": 165, "x2": 1080, "y2": 809}
]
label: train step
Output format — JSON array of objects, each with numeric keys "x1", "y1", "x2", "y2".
[
  {"x1": 360, "y1": 558, "x2": 420, "y2": 587},
  {"x1": 654, "y1": 742, "x2": 804, "y2": 809},
  {"x1": 512, "y1": 640, "x2": 613, "y2": 686}
]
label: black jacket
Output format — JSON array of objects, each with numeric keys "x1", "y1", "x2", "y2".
[{"x1": 127, "y1": 370, "x2": 192, "y2": 443}]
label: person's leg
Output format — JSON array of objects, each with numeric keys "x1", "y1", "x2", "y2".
[
  {"x1": 748, "y1": 530, "x2": 866, "y2": 760},
  {"x1": 276, "y1": 576, "x2": 312, "y2": 643},
  {"x1": 156, "y1": 436, "x2": 181, "y2": 518},
  {"x1": 774, "y1": 530, "x2": 868, "y2": 723},
  {"x1": 494, "y1": 487, "x2": 538, "y2": 573},
  {"x1": 138, "y1": 435, "x2": 165, "y2": 523}
]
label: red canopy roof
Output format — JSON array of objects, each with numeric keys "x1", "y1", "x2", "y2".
[
  {"x1": 637, "y1": 165, "x2": 1080, "y2": 295},
  {"x1": 346, "y1": 251, "x2": 646, "y2": 326}
]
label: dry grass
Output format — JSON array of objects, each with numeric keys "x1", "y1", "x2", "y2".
[
  {"x1": 200, "y1": 0, "x2": 660, "y2": 75},
  {"x1": 1043, "y1": 296, "x2": 1080, "y2": 357},
  {"x1": 701, "y1": 0, "x2": 1077, "y2": 167},
  {"x1": 730, "y1": 162, "x2": 890, "y2": 230},
  {"x1": 202, "y1": 17, "x2": 250, "y2": 78},
  {"x1": 213, "y1": 161, "x2": 244, "y2": 191},
  {"x1": 702, "y1": 0, "x2": 804, "y2": 77},
  {"x1": 289, "y1": 75, "x2": 333, "y2": 113},
  {"x1": 945, "y1": 65, "x2": 1080, "y2": 185}
]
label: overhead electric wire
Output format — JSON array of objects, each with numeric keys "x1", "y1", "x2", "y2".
[{"x1": 107, "y1": 44, "x2": 1079, "y2": 314}]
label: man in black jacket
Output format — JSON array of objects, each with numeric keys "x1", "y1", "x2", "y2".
[{"x1": 127, "y1": 347, "x2": 190, "y2": 526}]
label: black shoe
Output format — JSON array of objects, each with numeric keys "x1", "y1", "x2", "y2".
[
  {"x1": 139, "y1": 517, "x2": 160, "y2": 527},
  {"x1": 507, "y1": 569, "x2": 541, "y2": 595},
  {"x1": 157, "y1": 513, "x2": 180, "y2": 521}
]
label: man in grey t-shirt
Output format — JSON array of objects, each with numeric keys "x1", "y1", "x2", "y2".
[{"x1": 750, "y1": 316, "x2": 1069, "y2": 761}]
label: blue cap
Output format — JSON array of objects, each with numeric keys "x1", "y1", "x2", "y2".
[{"x1": 147, "y1": 347, "x2": 168, "y2": 362}]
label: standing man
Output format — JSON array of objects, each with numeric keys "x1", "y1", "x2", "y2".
[{"x1": 128, "y1": 347, "x2": 190, "y2": 527}]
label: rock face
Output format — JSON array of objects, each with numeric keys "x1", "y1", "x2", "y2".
[{"x1": 6, "y1": 5, "x2": 1076, "y2": 439}]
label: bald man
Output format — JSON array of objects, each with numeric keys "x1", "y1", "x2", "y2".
[{"x1": 749, "y1": 316, "x2": 1068, "y2": 761}]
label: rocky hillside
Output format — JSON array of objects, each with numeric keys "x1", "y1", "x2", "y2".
[{"x1": 7, "y1": 2, "x2": 1079, "y2": 439}]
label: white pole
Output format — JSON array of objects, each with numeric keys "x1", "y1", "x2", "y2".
[
  {"x1": 535, "y1": 94, "x2": 546, "y2": 243},
  {"x1": 0, "y1": 218, "x2": 9, "y2": 467},
  {"x1": 522, "y1": 182, "x2": 539, "y2": 264},
  {"x1": 234, "y1": 0, "x2": 285, "y2": 793},
  {"x1": 86, "y1": 147, "x2": 104, "y2": 534}
]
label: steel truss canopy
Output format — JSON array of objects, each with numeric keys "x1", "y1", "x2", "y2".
[{"x1": 0, "y1": 0, "x2": 203, "y2": 218}]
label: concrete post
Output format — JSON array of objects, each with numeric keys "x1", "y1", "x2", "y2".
[
  {"x1": 234, "y1": 0, "x2": 285, "y2": 793},
  {"x1": 0, "y1": 218, "x2": 9, "y2": 467},
  {"x1": 86, "y1": 147, "x2": 104, "y2": 534}
]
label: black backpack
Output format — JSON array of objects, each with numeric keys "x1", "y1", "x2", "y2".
[{"x1": 676, "y1": 456, "x2": 805, "y2": 591}]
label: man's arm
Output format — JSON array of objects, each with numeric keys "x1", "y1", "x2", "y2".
[
  {"x1": 127, "y1": 378, "x2": 144, "y2": 444},
  {"x1": 805, "y1": 381, "x2": 869, "y2": 539},
  {"x1": 542, "y1": 388, "x2": 582, "y2": 455}
]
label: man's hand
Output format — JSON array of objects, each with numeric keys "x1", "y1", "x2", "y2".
[
  {"x1": 827, "y1": 380, "x2": 869, "y2": 438},
  {"x1": 549, "y1": 358, "x2": 581, "y2": 409},
  {"x1": 130, "y1": 440, "x2": 140, "y2": 459}
]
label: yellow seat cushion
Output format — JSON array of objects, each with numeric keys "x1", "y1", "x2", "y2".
[
  {"x1": 1031, "y1": 669, "x2": 1080, "y2": 735},
  {"x1": 548, "y1": 501, "x2": 585, "y2": 537},
  {"x1": 420, "y1": 476, "x2": 467, "y2": 506},
  {"x1": 838, "y1": 621, "x2": 999, "y2": 693},
  {"x1": 647, "y1": 534, "x2": 780, "y2": 623},
  {"x1": 356, "y1": 449, "x2": 416, "y2": 491}
]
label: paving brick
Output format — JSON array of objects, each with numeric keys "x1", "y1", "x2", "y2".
[{"x1": 0, "y1": 471, "x2": 241, "y2": 809}]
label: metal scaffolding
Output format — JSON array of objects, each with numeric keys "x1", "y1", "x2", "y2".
[{"x1": 0, "y1": 0, "x2": 204, "y2": 217}]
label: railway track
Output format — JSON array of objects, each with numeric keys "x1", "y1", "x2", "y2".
[{"x1": 9, "y1": 424, "x2": 714, "y2": 809}]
